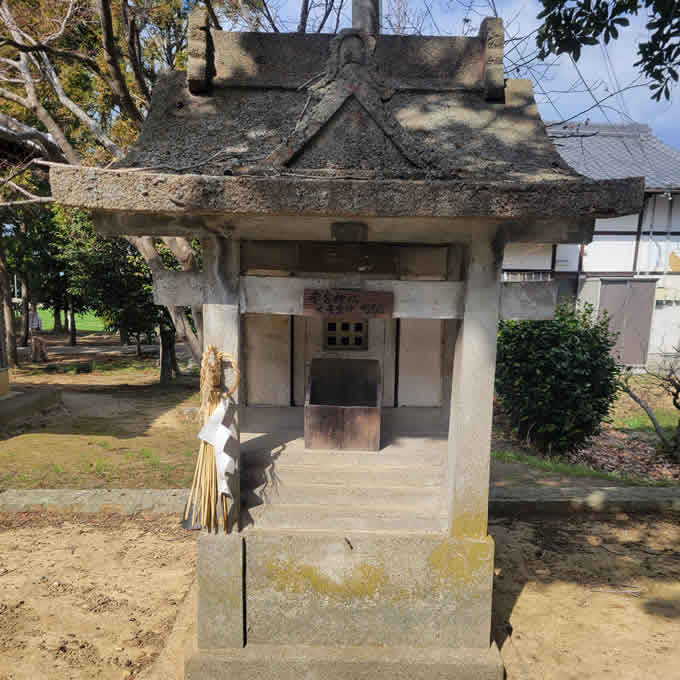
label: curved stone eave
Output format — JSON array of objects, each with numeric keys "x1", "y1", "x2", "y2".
[{"x1": 49, "y1": 165, "x2": 644, "y2": 225}]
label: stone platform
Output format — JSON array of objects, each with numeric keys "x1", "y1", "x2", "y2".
[
  {"x1": 185, "y1": 532, "x2": 503, "y2": 680},
  {"x1": 186, "y1": 644, "x2": 504, "y2": 680}
]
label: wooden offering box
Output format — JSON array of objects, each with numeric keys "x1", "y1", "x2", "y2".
[{"x1": 304, "y1": 358, "x2": 381, "y2": 451}]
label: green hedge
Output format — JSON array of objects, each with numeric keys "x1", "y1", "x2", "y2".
[{"x1": 496, "y1": 301, "x2": 620, "y2": 454}]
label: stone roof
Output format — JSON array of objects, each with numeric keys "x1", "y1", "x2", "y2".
[
  {"x1": 47, "y1": 12, "x2": 644, "y2": 235},
  {"x1": 548, "y1": 123, "x2": 680, "y2": 191},
  {"x1": 117, "y1": 18, "x2": 577, "y2": 184}
]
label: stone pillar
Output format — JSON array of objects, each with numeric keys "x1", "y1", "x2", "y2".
[
  {"x1": 203, "y1": 236, "x2": 241, "y2": 533},
  {"x1": 352, "y1": 0, "x2": 380, "y2": 34},
  {"x1": 447, "y1": 234, "x2": 502, "y2": 538}
]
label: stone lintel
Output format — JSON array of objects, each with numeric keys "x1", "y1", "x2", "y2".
[
  {"x1": 154, "y1": 271, "x2": 558, "y2": 321},
  {"x1": 49, "y1": 165, "x2": 645, "y2": 222},
  {"x1": 91, "y1": 212, "x2": 595, "y2": 246}
]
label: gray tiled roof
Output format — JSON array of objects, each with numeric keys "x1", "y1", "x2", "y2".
[{"x1": 547, "y1": 122, "x2": 680, "y2": 190}]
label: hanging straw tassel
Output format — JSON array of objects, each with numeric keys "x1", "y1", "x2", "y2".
[{"x1": 184, "y1": 345, "x2": 239, "y2": 533}]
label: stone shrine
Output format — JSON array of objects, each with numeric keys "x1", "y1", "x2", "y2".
[{"x1": 49, "y1": 2, "x2": 643, "y2": 677}]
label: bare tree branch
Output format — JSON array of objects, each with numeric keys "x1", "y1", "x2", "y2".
[
  {"x1": 297, "y1": 0, "x2": 311, "y2": 32},
  {"x1": 120, "y1": 0, "x2": 151, "y2": 104},
  {"x1": 259, "y1": 0, "x2": 280, "y2": 32},
  {"x1": 95, "y1": 0, "x2": 144, "y2": 128},
  {"x1": 205, "y1": 0, "x2": 223, "y2": 30},
  {"x1": 35, "y1": 51, "x2": 124, "y2": 158},
  {"x1": 0, "y1": 37, "x2": 107, "y2": 79},
  {"x1": 620, "y1": 380, "x2": 673, "y2": 451}
]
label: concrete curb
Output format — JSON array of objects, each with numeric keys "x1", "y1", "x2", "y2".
[
  {"x1": 0, "y1": 486, "x2": 678, "y2": 517},
  {"x1": 0, "y1": 488, "x2": 187, "y2": 515},
  {"x1": 489, "y1": 486, "x2": 680, "y2": 516}
]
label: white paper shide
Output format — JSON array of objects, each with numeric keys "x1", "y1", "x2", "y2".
[{"x1": 198, "y1": 399, "x2": 236, "y2": 496}]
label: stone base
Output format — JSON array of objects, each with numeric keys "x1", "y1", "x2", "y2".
[
  {"x1": 197, "y1": 531, "x2": 496, "y2": 649},
  {"x1": 186, "y1": 643, "x2": 504, "y2": 680}
]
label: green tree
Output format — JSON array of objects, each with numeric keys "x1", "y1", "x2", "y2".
[{"x1": 537, "y1": 0, "x2": 680, "y2": 100}]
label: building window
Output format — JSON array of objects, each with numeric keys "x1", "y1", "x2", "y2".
[
  {"x1": 502, "y1": 271, "x2": 553, "y2": 282},
  {"x1": 324, "y1": 320, "x2": 368, "y2": 350}
]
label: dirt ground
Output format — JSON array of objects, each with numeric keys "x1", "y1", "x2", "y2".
[
  {"x1": 0, "y1": 513, "x2": 678, "y2": 680},
  {"x1": 0, "y1": 513, "x2": 196, "y2": 680},
  {"x1": 492, "y1": 514, "x2": 680, "y2": 680}
]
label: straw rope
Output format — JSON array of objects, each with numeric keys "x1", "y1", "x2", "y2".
[{"x1": 184, "y1": 345, "x2": 240, "y2": 532}]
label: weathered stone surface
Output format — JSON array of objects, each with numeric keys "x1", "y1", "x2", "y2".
[
  {"x1": 197, "y1": 533, "x2": 243, "y2": 649},
  {"x1": 447, "y1": 235, "x2": 501, "y2": 538},
  {"x1": 187, "y1": 8, "x2": 211, "y2": 94},
  {"x1": 243, "y1": 532, "x2": 495, "y2": 648},
  {"x1": 480, "y1": 17, "x2": 504, "y2": 102},
  {"x1": 186, "y1": 643, "x2": 504, "y2": 680},
  {"x1": 211, "y1": 32, "x2": 486, "y2": 91},
  {"x1": 49, "y1": 165, "x2": 645, "y2": 222}
]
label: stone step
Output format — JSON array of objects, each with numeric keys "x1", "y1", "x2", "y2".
[
  {"x1": 242, "y1": 503, "x2": 445, "y2": 532},
  {"x1": 186, "y1": 644, "x2": 504, "y2": 680},
  {"x1": 241, "y1": 437, "x2": 446, "y2": 468},
  {"x1": 241, "y1": 462, "x2": 442, "y2": 489},
  {"x1": 242, "y1": 482, "x2": 441, "y2": 514}
]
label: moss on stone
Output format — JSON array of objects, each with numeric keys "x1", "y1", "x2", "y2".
[
  {"x1": 265, "y1": 558, "x2": 388, "y2": 600},
  {"x1": 428, "y1": 537, "x2": 493, "y2": 593}
]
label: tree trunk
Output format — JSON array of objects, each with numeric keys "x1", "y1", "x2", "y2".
[
  {"x1": 120, "y1": 324, "x2": 129, "y2": 346},
  {"x1": 622, "y1": 383, "x2": 673, "y2": 452},
  {"x1": 54, "y1": 305, "x2": 63, "y2": 333},
  {"x1": 170, "y1": 333, "x2": 181, "y2": 377},
  {"x1": 136, "y1": 334, "x2": 142, "y2": 357},
  {"x1": 0, "y1": 249, "x2": 18, "y2": 367},
  {"x1": 159, "y1": 328, "x2": 176, "y2": 384},
  {"x1": 20, "y1": 280, "x2": 30, "y2": 347},
  {"x1": 68, "y1": 297, "x2": 77, "y2": 346},
  {"x1": 671, "y1": 421, "x2": 680, "y2": 463}
]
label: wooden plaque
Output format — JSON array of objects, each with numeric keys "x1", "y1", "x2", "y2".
[{"x1": 303, "y1": 289, "x2": 393, "y2": 319}]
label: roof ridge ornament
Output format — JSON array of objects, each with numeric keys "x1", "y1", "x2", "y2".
[{"x1": 265, "y1": 28, "x2": 447, "y2": 176}]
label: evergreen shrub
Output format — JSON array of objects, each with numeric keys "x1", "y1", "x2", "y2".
[{"x1": 496, "y1": 301, "x2": 620, "y2": 453}]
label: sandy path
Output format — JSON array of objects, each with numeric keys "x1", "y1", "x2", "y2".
[
  {"x1": 0, "y1": 514, "x2": 196, "y2": 680},
  {"x1": 1, "y1": 514, "x2": 678, "y2": 680}
]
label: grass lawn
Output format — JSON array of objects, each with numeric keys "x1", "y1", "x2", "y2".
[
  {"x1": 37, "y1": 308, "x2": 106, "y2": 332},
  {"x1": 491, "y1": 448, "x2": 676, "y2": 486},
  {"x1": 2, "y1": 351, "x2": 201, "y2": 489},
  {"x1": 3, "y1": 353, "x2": 680, "y2": 489}
]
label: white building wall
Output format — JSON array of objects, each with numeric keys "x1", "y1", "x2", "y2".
[
  {"x1": 592, "y1": 213, "x2": 639, "y2": 232},
  {"x1": 582, "y1": 233, "x2": 637, "y2": 272},
  {"x1": 649, "y1": 300, "x2": 680, "y2": 356}
]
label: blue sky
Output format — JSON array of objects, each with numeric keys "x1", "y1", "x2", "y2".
[{"x1": 266, "y1": 0, "x2": 678, "y2": 149}]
